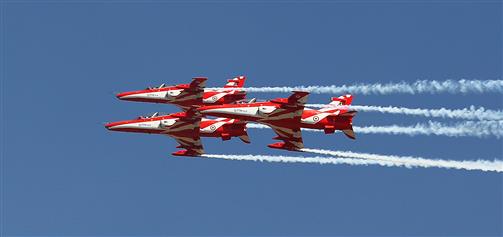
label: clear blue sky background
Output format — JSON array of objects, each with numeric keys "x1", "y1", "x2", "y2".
[{"x1": 2, "y1": 1, "x2": 502, "y2": 236}]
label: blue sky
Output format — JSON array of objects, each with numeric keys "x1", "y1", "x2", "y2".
[{"x1": 2, "y1": 1, "x2": 502, "y2": 236}]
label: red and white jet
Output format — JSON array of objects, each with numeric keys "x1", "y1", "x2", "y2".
[
  {"x1": 302, "y1": 94, "x2": 356, "y2": 139},
  {"x1": 105, "y1": 111, "x2": 250, "y2": 156},
  {"x1": 198, "y1": 91, "x2": 310, "y2": 151},
  {"x1": 198, "y1": 93, "x2": 357, "y2": 151},
  {"x1": 116, "y1": 76, "x2": 246, "y2": 110}
]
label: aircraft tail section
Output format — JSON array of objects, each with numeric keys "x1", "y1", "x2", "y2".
[
  {"x1": 224, "y1": 76, "x2": 246, "y2": 88},
  {"x1": 330, "y1": 94, "x2": 353, "y2": 106}
]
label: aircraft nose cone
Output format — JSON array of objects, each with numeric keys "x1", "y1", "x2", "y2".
[
  {"x1": 105, "y1": 121, "x2": 121, "y2": 130},
  {"x1": 116, "y1": 91, "x2": 145, "y2": 101},
  {"x1": 116, "y1": 92, "x2": 127, "y2": 99},
  {"x1": 105, "y1": 122, "x2": 113, "y2": 130}
]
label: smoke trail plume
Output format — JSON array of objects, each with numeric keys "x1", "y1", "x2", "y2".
[
  {"x1": 246, "y1": 121, "x2": 503, "y2": 138},
  {"x1": 305, "y1": 104, "x2": 503, "y2": 121},
  {"x1": 201, "y1": 153, "x2": 503, "y2": 172},
  {"x1": 300, "y1": 148, "x2": 503, "y2": 172},
  {"x1": 358, "y1": 121, "x2": 503, "y2": 138},
  {"x1": 208, "y1": 79, "x2": 503, "y2": 95},
  {"x1": 203, "y1": 154, "x2": 390, "y2": 166}
]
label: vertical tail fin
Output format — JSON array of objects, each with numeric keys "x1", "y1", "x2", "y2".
[
  {"x1": 224, "y1": 76, "x2": 246, "y2": 88},
  {"x1": 330, "y1": 94, "x2": 353, "y2": 106}
]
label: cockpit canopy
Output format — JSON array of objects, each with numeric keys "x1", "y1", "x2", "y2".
[
  {"x1": 145, "y1": 83, "x2": 167, "y2": 90},
  {"x1": 136, "y1": 112, "x2": 167, "y2": 120},
  {"x1": 235, "y1": 98, "x2": 260, "y2": 104}
]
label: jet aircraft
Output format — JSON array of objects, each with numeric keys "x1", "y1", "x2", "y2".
[
  {"x1": 198, "y1": 93, "x2": 357, "y2": 151},
  {"x1": 106, "y1": 76, "x2": 357, "y2": 156},
  {"x1": 105, "y1": 111, "x2": 250, "y2": 156},
  {"x1": 116, "y1": 76, "x2": 246, "y2": 110},
  {"x1": 198, "y1": 91, "x2": 310, "y2": 151}
]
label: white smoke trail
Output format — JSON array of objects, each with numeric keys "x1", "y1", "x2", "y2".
[
  {"x1": 203, "y1": 154, "x2": 392, "y2": 167},
  {"x1": 207, "y1": 79, "x2": 503, "y2": 95},
  {"x1": 201, "y1": 153, "x2": 503, "y2": 172},
  {"x1": 358, "y1": 121, "x2": 503, "y2": 138},
  {"x1": 305, "y1": 104, "x2": 503, "y2": 121},
  {"x1": 246, "y1": 121, "x2": 503, "y2": 138},
  {"x1": 300, "y1": 148, "x2": 503, "y2": 172}
]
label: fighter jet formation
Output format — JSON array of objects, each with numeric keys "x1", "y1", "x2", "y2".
[{"x1": 105, "y1": 76, "x2": 356, "y2": 156}]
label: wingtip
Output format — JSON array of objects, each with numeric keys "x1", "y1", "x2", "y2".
[
  {"x1": 267, "y1": 142, "x2": 303, "y2": 152},
  {"x1": 171, "y1": 149, "x2": 203, "y2": 157}
]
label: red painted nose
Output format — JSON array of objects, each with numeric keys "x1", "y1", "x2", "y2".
[
  {"x1": 105, "y1": 121, "x2": 124, "y2": 130},
  {"x1": 105, "y1": 122, "x2": 116, "y2": 130},
  {"x1": 105, "y1": 123, "x2": 113, "y2": 130},
  {"x1": 116, "y1": 92, "x2": 129, "y2": 99},
  {"x1": 116, "y1": 91, "x2": 142, "y2": 100}
]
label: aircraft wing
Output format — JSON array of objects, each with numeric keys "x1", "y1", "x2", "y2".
[
  {"x1": 188, "y1": 77, "x2": 207, "y2": 91},
  {"x1": 170, "y1": 135, "x2": 204, "y2": 156},
  {"x1": 267, "y1": 124, "x2": 304, "y2": 151},
  {"x1": 172, "y1": 77, "x2": 207, "y2": 111},
  {"x1": 162, "y1": 110, "x2": 204, "y2": 156},
  {"x1": 263, "y1": 91, "x2": 309, "y2": 151}
]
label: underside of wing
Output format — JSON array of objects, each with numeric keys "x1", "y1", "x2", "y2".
[
  {"x1": 267, "y1": 124, "x2": 304, "y2": 151},
  {"x1": 171, "y1": 136, "x2": 204, "y2": 156},
  {"x1": 163, "y1": 111, "x2": 204, "y2": 156}
]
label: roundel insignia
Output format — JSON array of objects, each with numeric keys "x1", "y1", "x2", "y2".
[
  {"x1": 210, "y1": 125, "x2": 217, "y2": 131},
  {"x1": 211, "y1": 96, "x2": 218, "y2": 101},
  {"x1": 313, "y1": 116, "x2": 320, "y2": 121}
]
